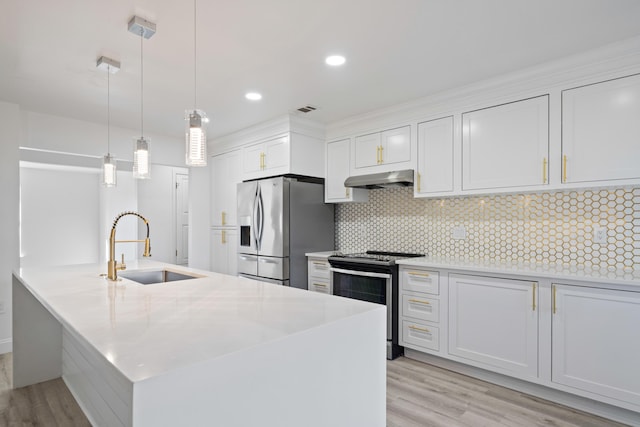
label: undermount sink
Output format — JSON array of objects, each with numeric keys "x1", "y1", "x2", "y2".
[{"x1": 119, "y1": 269, "x2": 201, "y2": 285}]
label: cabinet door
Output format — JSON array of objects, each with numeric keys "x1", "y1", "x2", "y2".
[
  {"x1": 380, "y1": 126, "x2": 411, "y2": 165},
  {"x1": 325, "y1": 139, "x2": 368, "y2": 203},
  {"x1": 416, "y1": 117, "x2": 454, "y2": 195},
  {"x1": 354, "y1": 132, "x2": 381, "y2": 169},
  {"x1": 210, "y1": 228, "x2": 238, "y2": 275},
  {"x1": 264, "y1": 136, "x2": 289, "y2": 173},
  {"x1": 448, "y1": 274, "x2": 538, "y2": 377},
  {"x1": 242, "y1": 143, "x2": 264, "y2": 176},
  {"x1": 211, "y1": 150, "x2": 242, "y2": 227},
  {"x1": 562, "y1": 74, "x2": 640, "y2": 183},
  {"x1": 552, "y1": 284, "x2": 640, "y2": 406},
  {"x1": 462, "y1": 96, "x2": 549, "y2": 190}
]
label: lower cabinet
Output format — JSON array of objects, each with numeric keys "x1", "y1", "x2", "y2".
[
  {"x1": 399, "y1": 267, "x2": 441, "y2": 353},
  {"x1": 552, "y1": 284, "x2": 640, "y2": 407},
  {"x1": 307, "y1": 257, "x2": 331, "y2": 294},
  {"x1": 448, "y1": 274, "x2": 539, "y2": 378},
  {"x1": 210, "y1": 228, "x2": 238, "y2": 276}
]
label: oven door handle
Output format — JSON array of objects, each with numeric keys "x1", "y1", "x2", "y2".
[{"x1": 329, "y1": 267, "x2": 392, "y2": 280}]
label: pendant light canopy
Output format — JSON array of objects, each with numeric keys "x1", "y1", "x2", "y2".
[
  {"x1": 185, "y1": 0, "x2": 208, "y2": 167},
  {"x1": 128, "y1": 16, "x2": 156, "y2": 179},
  {"x1": 97, "y1": 56, "x2": 120, "y2": 187}
]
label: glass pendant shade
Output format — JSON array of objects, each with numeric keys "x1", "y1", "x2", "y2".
[
  {"x1": 133, "y1": 137, "x2": 151, "y2": 179},
  {"x1": 185, "y1": 109, "x2": 208, "y2": 166},
  {"x1": 103, "y1": 154, "x2": 117, "y2": 187}
]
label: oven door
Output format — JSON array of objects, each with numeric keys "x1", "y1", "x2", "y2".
[{"x1": 330, "y1": 267, "x2": 392, "y2": 340}]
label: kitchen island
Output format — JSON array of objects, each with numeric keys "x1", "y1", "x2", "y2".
[{"x1": 12, "y1": 260, "x2": 386, "y2": 427}]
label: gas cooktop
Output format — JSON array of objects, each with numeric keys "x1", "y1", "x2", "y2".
[{"x1": 329, "y1": 251, "x2": 424, "y2": 266}]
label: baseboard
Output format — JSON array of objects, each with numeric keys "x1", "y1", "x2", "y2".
[
  {"x1": 0, "y1": 338, "x2": 12, "y2": 355},
  {"x1": 404, "y1": 349, "x2": 640, "y2": 426}
]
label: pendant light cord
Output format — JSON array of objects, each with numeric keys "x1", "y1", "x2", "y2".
[
  {"x1": 193, "y1": 0, "x2": 197, "y2": 109},
  {"x1": 107, "y1": 66, "x2": 111, "y2": 155},
  {"x1": 140, "y1": 30, "x2": 144, "y2": 138}
]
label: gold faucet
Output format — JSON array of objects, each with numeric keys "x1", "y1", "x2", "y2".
[{"x1": 107, "y1": 211, "x2": 151, "y2": 280}]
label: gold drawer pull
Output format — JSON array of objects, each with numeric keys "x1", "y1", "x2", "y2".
[
  {"x1": 542, "y1": 158, "x2": 547, "y2": 184},
  {"x1": 312, "y1": 262, "x2": 327, "y2": 266},
  {"x1": 409, "y1": 325, "x2": 430, "y2": 333},
  {"x1": 562, "y1": 155, "x2": 567, "y2": 183},
  {"x1": 313, "y1": 283, "x2": 327, "y2": 288},
  {"x1": 409, "y1": 272, "x2": 430, "y2": 278},
  {"x1": 408, "y1": 298, "x2": 430, "y2": 305}
]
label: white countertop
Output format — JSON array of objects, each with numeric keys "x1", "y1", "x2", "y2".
[
  {"x1": 305, "y1": 251, "x2": 339, "y2": 258},
  {"x1": 397, "y1": 256, "x2": 640, "y2": 287},
  {"x1": 14, "y1": 260, "x2": 378, "y2": 383}
]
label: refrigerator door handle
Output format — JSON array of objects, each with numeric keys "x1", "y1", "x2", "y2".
[
  {"x1": 253, "y1": 187, "x2": 261, "y2": 251},
  {"x1": 257, "y1": 187, "x2": 265, "y2": 250}
]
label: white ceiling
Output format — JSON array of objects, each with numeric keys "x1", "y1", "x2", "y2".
[{"x1": 2, "y1": 0, "x2": 640, "y2": 141}]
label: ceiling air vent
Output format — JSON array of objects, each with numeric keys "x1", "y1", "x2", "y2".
[{"x1": 297, "y1": 105, "x2": 317, "y2": 113}]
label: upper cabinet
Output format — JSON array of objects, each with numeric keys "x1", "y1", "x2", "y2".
[
  {"x1": 211, "y1": 150, "x2": 242, "y2": 227},
  {"x1": 562, "y1": 73, "x2": 640, "y2": 184},
  {"x1": 352, "y1": 126, "x2": 413, "y2": 175},
  {"x1": 462, "y1": 95, "x2": 549, "y2": 191},
  {"x1": 242, "y1": 136, "x2": 289, "y2": 179},
  {"x1": 325, "y1": 139, "x2": 368, "y2": 203},
  {"x1": 415, "y1": 116, "x2": 454, "y2": 196}
]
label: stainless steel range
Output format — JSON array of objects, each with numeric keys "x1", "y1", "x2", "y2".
[{"x1": 327, "y1": 251, "x2": 423, "y2": 359}]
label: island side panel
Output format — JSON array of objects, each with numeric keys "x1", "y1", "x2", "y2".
[
  {"x1": 12, "y1": 274, "x2": 63, "y2": 388},
  {"x1": 132, "y1": 306, "x2": 387, "y2": 427}
]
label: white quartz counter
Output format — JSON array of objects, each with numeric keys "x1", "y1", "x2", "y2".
[
  {"x1": 14, "y1": 260, "x2": 379, "y2": 383},
  {"x1": 305, "y1": 251, "x2": 339, "y2": 258},
  {"x1": 396, "y1": 256, "x2": 640, "y2": 287}
]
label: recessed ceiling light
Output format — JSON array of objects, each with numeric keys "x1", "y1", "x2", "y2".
[
  {"x1": 325, "y1": 55, "x2": 346, "y2": 66},
  {"x1": 245, "y1": 92, "x2": 262, "y2": 101}
]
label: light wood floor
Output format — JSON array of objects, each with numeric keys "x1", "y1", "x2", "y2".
[{"x1": 0, "y1": 353, "x2": 629, "y2": 426}]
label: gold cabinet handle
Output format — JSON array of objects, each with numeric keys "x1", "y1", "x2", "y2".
[
  {"x1": 542, "y1": 158, "x2": 547, "y2": 184},
  {"x1": 408, "y1": 271, "x2": 430, "y2": 277},
  {"x1": 221, "y1": 230, "x2": 226, "y2": 244},
  {"x1": 380, "y1": 145, "x2": 384, "y2": 163},
  {"x1": 345, "y1": 187, "x2": 350, "y2": 198},
  {"x1": 408, "y1": 325, "x2": 430, "y2": 333},
  {"x1": 376, "y1": 146, "x2": 381, "y2": 164},
  {"x1": 408, "y1": 298, "x2": 430, "y2": 305},
  {"x1": 562, "y1": 155, "x2": 567, "y2": 183},
  {"x1": 552, "y1": 284, "x2": 557, "y2": 314},
  {"x1": 221, "y1": 211, "x2": 226, "y2": 226},
  {"x1": 417, "y1": 172, "x2": 422, "y2": 193},
  {"x1": 313, "y1": 283, "x2": 327, "y2": 288},
  {"x1": 312, "y1": 261, "x2": 327, "y2": 266},
  {"x1": 532, "y1": 283, "x2": 537, "y2": 311},
  {"x1": 259, "y1": 152, "x2": 266, "y2": 170}
]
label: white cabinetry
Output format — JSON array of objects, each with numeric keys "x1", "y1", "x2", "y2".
[
  {"x1": 352, "y1": 126, "x2": 413, "y2": 175},
  {"x1": 400, "y1": 268, "x2": 441, "y2": 353},
  {"x1": 307, "y1": 256, "x2": 331, "y2": 294},
  {"x1": 325, "y1": 139, "x2": 368, "y2": 203},
  {"x1": 462, "y1": 95, "x2": 549, "y2": 190},
  {"x1": 415, "y1": 116, "x2": 454, "y2": 196},
  {"x1": 210, "y1": 228, "x2": 238, "y2": 275},
  {"x1": 562, "y1": 73, "x2": 640, "y2": 184},
  {"x1": 552, "y1": 284, "x2": 640, "y2": 408},
  {"x1": 242, "y1": 136, "x2": 289, "y2": 179},
  {"x1": 211, "y1": 150, "x2": 242, "y2": 227},
  {"x1": 448, "y1": 274, "x2": 538, "y2": 378}
]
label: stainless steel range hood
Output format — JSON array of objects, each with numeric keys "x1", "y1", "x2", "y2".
[{"x1": 344, "y1": 169, "x2": 414, "y2": 189}]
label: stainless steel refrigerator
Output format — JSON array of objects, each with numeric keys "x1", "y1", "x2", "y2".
[{"x1": 237, "y1": 176, "x2": 334, "y2": 288}]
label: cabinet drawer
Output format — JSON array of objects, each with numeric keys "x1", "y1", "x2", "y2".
[
  {"x1": 308, "y1": 278, "x2": 331, "y2": 294},
  {"x1": 308, "y1": 259, "x2": 330, "y2": 279},
  {"x1": 402, "y1": 295, "x2": 440, "y2": 323},
  {"x1": 402, "y1": 320, "x2": 439, "y2": 352},
  {"x1": 402, "y1": 269, "x2": 440, "y2": 295}
]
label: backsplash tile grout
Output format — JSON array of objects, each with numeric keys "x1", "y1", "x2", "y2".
[{"x1": 335, "y1": 187, "x2": 640, "y2": 271}]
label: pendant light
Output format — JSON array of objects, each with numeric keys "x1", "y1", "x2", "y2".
[
  {"x1": 97, "y1": 56, "x2": 120, "y2": 187},
  {"x1": 185, "y1": 0, "x2": 208, "y2": 167},
  {"x1": 128, "y1": 16, "x2": 156, "y2": 179}
]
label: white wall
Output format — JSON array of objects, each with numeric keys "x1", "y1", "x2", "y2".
[
  {"x1": 137, "y1": 165, "x2": 189, "y2": 264},
  {"x1": 20, "y1": 164, "x2": 101, "y2": 268},
  {"x1": 0, "y1": 101, "x2": 21, "y2": 354},
  {"x1": 99, "y1": 171, "x2": 139, "y2": 262}
]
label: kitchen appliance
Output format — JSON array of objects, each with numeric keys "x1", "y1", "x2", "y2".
[
  {"x1": 343, "y1": 169, "x2": 414, "y2": 189},
  {"x1": 237, "y1": 176, "x2": 334, "y2": 288},
  {"x1": 328, "y1": 251, "x2": 423, "y2": 359}
]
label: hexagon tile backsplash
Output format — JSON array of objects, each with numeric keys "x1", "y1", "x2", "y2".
[{"x1": 334, "y1": 187, "x2": 640, "y2": 271}]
